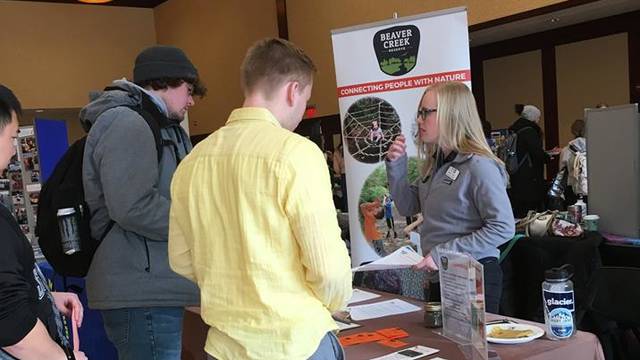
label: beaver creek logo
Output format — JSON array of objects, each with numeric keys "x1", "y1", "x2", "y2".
[{"x1": 373, "y1": 25, "x2": 420, "y2": 76}]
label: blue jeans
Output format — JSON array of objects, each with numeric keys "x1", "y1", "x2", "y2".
[
  {"x1": 101, "y1": 307, "x2": 184, "y2": 360},
  {"x1": 206, "y1": 331, "x2": 344, "y2": 360},
  {"x1": 308, "y1": 332, "x2": 344, "y2": 360}
]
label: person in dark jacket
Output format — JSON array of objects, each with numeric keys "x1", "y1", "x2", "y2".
[
  {"x1": 0, "y1": 85, "x2": 86, "y2": 360},
  {"x1": 508, "y1": 105, "x2": 559, "y2": 218},
  {"x1": 81, "y1": 46, "x2": 206, "y2": 360}
]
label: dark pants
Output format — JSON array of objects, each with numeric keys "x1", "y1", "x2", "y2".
[
  {"x1": 339, "y1": 174, "x2": 348, "y2": 212},
  {"x1": 481, "y1": 257, "x2": 503, "y2": 314},
  {"x1": 428, "y1": 257, "x2": 503, "y2": 314},
  {"x1": 385, "y1": 217, "x2": 395, "y2": 237}
]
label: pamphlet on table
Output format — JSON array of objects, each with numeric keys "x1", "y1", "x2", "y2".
[
  {"x1": 438, "y1": 250, "x2": 488, "y2": 359},
  {"x1": 351, "y1": 246, "x2": 423, "y2": 272},
  {"x1": 347, "y1": 299, "x2": 421, "y2": 321}
]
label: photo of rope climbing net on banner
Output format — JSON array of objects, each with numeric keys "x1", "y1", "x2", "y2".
[{"x1": 343, "y1": 97, "x2": 401, "y2": 164}]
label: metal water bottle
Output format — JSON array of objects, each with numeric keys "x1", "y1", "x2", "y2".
[{"x1": 542, "y1": 264, "x2": 576, "y2": 340}]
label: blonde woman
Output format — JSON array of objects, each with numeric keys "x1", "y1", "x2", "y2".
[{"x1": 385, "y1": 81, "x2": 515, "y2": 313}]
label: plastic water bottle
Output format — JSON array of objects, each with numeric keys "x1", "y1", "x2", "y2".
[
  {"x1": 574, "y1": 194, "x2": 587, "y2": 220},
  {"x1": 542, "y1": 264, "x2": 576, "y2": 340}
]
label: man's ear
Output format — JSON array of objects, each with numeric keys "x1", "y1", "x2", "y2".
[{"x1": 285, "y1": 81, "x2": 300, "y2": 107}]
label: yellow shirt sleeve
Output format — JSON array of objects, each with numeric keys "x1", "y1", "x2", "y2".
[
  {"x1": 168, "y1": 170, "x2": 196, "y2": 283},
  {"x1": 284, "y1": 141, "x2": 352, "y2": 312}
]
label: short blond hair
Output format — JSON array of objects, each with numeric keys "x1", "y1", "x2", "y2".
[
  {"x1": 241, "y1": 38, "x2": 316, "y2": 98},
  {"x1": 417, "y1": 81, "x2": 501, "y2": 175}
]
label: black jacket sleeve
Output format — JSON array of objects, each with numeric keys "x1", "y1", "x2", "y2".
[{"x1": 0, "y1": 214, "x2": 38, "y2": 347}]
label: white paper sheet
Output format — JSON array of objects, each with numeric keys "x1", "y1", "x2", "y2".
[
  {"x1": 351, "y1": 246, "x2": 423, "y2": 272},
  {"x1": 347, "y1": 299, "x2": 422, "y2": 321},
  {"x1": 335, "y1": 320, "x2": 361, "y2": 331},
  {"x1": 348, "y1": 289, "x2": 381, "y2": 305}
]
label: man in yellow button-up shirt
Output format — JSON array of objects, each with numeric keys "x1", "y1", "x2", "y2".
[{"x1": 169, "y1": 38, "x2": 352, "y2": 360}]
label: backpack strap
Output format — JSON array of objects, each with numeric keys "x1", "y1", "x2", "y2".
[
  {"x1": 102, "y1": 85, "x2": 164, "y2": 163},
  {"x1": 123, "y1": 104, "x2": 164, "y2": 164},
  {"x1": 514, "y1": 127, "x2": 535, "y2": 168},
  {"x1": 99, "y1": 220, "x2": 116, "y2": 242}
]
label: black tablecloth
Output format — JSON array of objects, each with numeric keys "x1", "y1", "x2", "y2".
[
  {"x1": 500, "y1": 231, "x2": 603, "y2": 325},
  {"x1": 599, "y1": 241, "x2": 640, "y2": 267}
]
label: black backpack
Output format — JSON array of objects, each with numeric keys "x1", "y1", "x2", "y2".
[
  {"x1": 497, "y1": 127, "x2": 533, "y2": 175},
  {"x1": 36, "y1": 92, "x2": 164, "y2": 277}
]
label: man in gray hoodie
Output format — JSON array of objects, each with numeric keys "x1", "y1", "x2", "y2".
[{"x1": 81, "y1": 45, "x2": 206, "y2": 360}]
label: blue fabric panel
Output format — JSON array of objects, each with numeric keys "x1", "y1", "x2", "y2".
[{"x1": 34, "y1": 119, "x2": 69, "y2": 182}]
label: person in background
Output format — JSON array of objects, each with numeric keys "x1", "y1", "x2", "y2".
[
  {"x1": 0, "y1": 85, "x2": 86, "y2": 360},
  {"x1": 386, "y1": 81, "x2": 515, "y2": 313},
  {"x1": 360, "y1": 197, "x2": 385, "y2": 255},
  {"x1": 559, "y1": 119, "x2": 587, "y2": 205},
  {"x1": 168, "y1": 38, "x2": 351, "y2": 360},
  {"x1": 361, "y1": 198, "x2": 383, "y2": 241},
  {"x1": 507, "y1": 104, "x2": 559, "y2": 217},
  {"x1": 369, "y1": 120, "x2": 384, "y2": 142},
  {"x1": 383, "y1": 194, "x2": 396, "y2": 239},
  {"x1": 333, "y1": 142, "x2": 348, "y2": 211}
]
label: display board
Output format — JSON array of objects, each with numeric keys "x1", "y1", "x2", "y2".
[
  {"x1": 331, "y1": 7, "x2": 471, "y2": 266},
  {"x1": 0, "y1": 126, "x2": 43, "y2": 257}
]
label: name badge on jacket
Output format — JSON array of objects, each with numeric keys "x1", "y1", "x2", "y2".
[{"x1": 443, "y1": 166, "x2": 460, "y2": 185}]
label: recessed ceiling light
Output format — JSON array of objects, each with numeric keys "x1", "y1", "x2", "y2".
[{"x1": 78, "y1": 0, "x2": 113, "y2": 4}]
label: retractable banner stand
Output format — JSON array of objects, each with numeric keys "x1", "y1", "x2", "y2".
[{"x1": 331, "y1": 7, "x2": 471, "y2": 267}]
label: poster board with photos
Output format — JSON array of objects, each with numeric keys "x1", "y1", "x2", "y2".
[
  {"x1": 330, "y1": 7, "x2": 471, "y2": 267},
  {"x1": 438, "y1": 250, "x2": 488, "y2": 360},
  {"x1": 0, "y1": 126, "x2": 43, "y2": 258}
]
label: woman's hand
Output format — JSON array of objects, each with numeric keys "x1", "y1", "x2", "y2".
[
  {"x1": 413, "y1": 254, "x2": 439, "y2": 272},
  {"x1": 386, "y1": 135, "x2": 406, "y2": 162},
  {"x1": 52, "y1": 292, "x2": 83, "y2": 328}
]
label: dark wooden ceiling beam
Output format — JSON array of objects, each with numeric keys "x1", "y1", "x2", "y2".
[
  {"x1": 4, "y1": 0, "x2": 167, "y2": 8},
  {"x1": 276, "y1": 0, "x2": 289, "y2": 40},
  {"x1": 471, "y1": 10, "x2": 640, "y2": 61},
  {"x1": 469, "y1": 0, "x2": 600, "y2": 33}
]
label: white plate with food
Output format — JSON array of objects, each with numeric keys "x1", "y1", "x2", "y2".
[{"x1": 486, "y1": 323, "x2": 545, "y2": 344}]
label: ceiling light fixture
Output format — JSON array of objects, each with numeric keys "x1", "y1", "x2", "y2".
[
  {"x1": 550, "y1": 17, "x2": 560, "y2": 23},
  {"x1": 78, "y1": 0, "x2": 113, "y2": 4}
]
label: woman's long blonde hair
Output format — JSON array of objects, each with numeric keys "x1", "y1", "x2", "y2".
[{"x1": 417, "y1": 81, "x2": 501, "y2": 176}]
